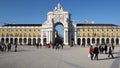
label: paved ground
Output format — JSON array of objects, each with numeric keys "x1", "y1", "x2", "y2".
[{"x1": 0, "y1": 45, "x2": 120, "y2": 68}]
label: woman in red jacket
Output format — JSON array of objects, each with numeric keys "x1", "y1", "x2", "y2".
[{"x1": 89, "y1": 45, "x2": 94, "y2": 60}]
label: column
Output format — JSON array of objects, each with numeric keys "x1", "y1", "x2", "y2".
[
  {"x1": 81, "y1": 38, "x2": 82, "y2": 45},
  {"x1": 17, "y1": 37, "x2": 19, "y2": 44},
  {"x1": 41, "y1": 31, "x2": 43, "y2": 45},
  {"x1": 64, "y1": 30, "x2": 68, "y2": 45},
  {"x1": 105, "y1": 38, "x2": 106, "y2": 44},
  {"x1": 13, "y1": 38, "x2": 14, "y2": 45},
  {"x1": 90, "y1": 38, "x2": 92, "y2": 45},
  {"x1": 0, "y1": 37, "x2": 1, "y2": 42},
  {"x1": 31, "y1": 38, "x2": 33, "y2": 45},
  {"x1": 49, "y1": 31, "x2": 50, "y2": 43},
  {"x1": 36, "y1": 38, "x2": 37, "y2": 44},
  {"x1": 86, "y1": 38, "x2": 87, "y2": 46},
  {"x1": 74, "y1": 31, "x2": 77, "y2": 45},
  {"x1": 99, "y1": 38, "x2": 101, "y2": 44},
  {"x1": 26, "y1": 38, "x2": 28, "y2": 45},
  {"x1": 109, "y1": 38, "x2": 111, "y2": 44},
  {"x1": 22, "y1": 38, "x2": 24, "y2": 45},
  {"x1": 114, "y1": 38, "x2": 116, "y2": 45},
  {"x1": 119, "y1": 38, "x2": 120, "y2": 46},
  {"x1": 4, "y1": 37, "x2": 6, "y2": 44}
]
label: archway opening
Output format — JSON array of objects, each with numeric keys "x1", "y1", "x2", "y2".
[
  {"x1": 111, "y1": 38, "x2": 114, "y2": 44},
  {"x1": 33, "y1": 38, "x2": 36, "y2": 45},
  {"x1": 24, "y1": 38, "x2": 27, "y2": 44},
  {"x1": 15, "y1": 38, "x2": 18, "y2": 44},
  {"x1": 82, "y1": 38, "x2": 85, "y2": 46},
  {"x1": 19, "y1": 38, "x2": 22, "y2": 45},
  {"x1": 87, "y1": 38, "x2": 90, "y2": 45},
  {"x1": 28, "y1": 38, "x2": 31, "y2": 45},
  {"x1": 101, "y1": 38, "x2": 105, "y2": 44},
  {"x1": 97, "y1": 38, "x2": 99, "y2": 44},
  {"x1": 106, "y1": 38, "x2": 109, "y2": 44},
  {"x1": 37, "y1": 38, "x2": 41, "y2": 43},
  {"x1": 77, "y1": 38, "x2": 80, "y2": 45},
  {"x1": 54, "y1": 23, "x2": 64, "y2": 45},
  {"x1": 6, "y1": 38, "x2": 9, "y2": 43},
  {"x1": 1, "y1": 38, "x2": 4, "y2": 43},
  {"x1": 10, "y1": 38, "x2": 13, "y2": 44},
  {"x1": 92, "y1": 38, "x2": 95, "y2": 44},
  {"x1": 116, "y1": 38, "x2": 119, "y2": 45}
]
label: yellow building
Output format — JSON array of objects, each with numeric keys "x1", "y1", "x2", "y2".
[
  {"x1": 0, "y1": 3, "x2": 120, "y2": 46},
  {"x1": 76, "y1": 24, "x2": 120, "y2": 46},
  {"x1": 0, "y1": 24, "x2": 42, "y2": 45}
]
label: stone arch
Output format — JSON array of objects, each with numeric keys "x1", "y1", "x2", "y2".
[
  {"x1": 42, "y1": 3, "x2": 72, "y2": 45},
  {"x1": 106, "y1": 38, "x2": 109, "y2": 44},
  {"x1": 14, "y1": 38, "x2": 18, "y2": 44},
  {"x1": 19, "y1": 38, "x2": 22, "y2": 45},
  {"x1": 24, "y1": 38, "x2": 27, "y2": 44},
  {"x1": 10, "y1": 38, "x2": 13, "y2": 44},
  {"x1": 77, "y1": 38, "x2": 80, "y2": 45},
  {"x1": 111, "y1": 38, "x2": 114, "y2": 44},
  {"x1": 6, "y1": 38, "x2": 9, "y2": 43},
  {"x1": 82, "y1": 38, "x2": 85, "y2": 46},
  {"x1": 87, "y1": 38, "x2": 90, "y2": 45},
  {"x1": 97, "y1": 38, "x2": 99, "y2": 44},
  {"x1": 116, "y1": 38, "x2": 119, "y2": 45},
  {"x1": 28, "y1": 38, "x2": 31, "y2": 45},
  {"x1": 92, "y1": 38, "x2": 95, "y2": 44},
  {"x1": 1, "y1": 38, "x2": 4, "y2": 43},
  {"x1": 33, "y1": 38, "x2": 36, "y2": 45},
  {"x1": 37, "y1": 38, "x2": 41, "y2": 43},
  {"x1": 101, "y1": 38, "x2": 105, "y2": 44}
]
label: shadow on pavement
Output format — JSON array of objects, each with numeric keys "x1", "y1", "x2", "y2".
[{"x1": 98, "y1": 56, "x2": 120, "y2": 61}]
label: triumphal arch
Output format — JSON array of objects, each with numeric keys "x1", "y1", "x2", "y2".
[{"x1": 41, "y1": 3, "x2": 76, "y2": 45}]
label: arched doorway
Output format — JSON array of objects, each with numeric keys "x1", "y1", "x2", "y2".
[
  {"x1": 77, "y1": 38, "x2": 80, "y2": 45},
  {"x1": 33, "y1": 38, "x2": 36, "y2": 45},
  {"x1": 54, "y1": 23, "x2": 64, "y2": 45},
  {"x1": 37, "y1": 38, "x2": 41, "y2": 43},
  {"x1": 14, "y1": 38, "x2": 18, "y2": 44},
  {"x1": 106, "y1": 38, "x2": 109, "y2": 44},
  {"x1": 92, "y1": 38, "x2": 95, "y2": 44},
  {"x1": 10, "y1": 38, "x2": 13, "y2": 44},
  {"x1": 28, "y1": 38, "x2": 31, "y2": 45},
  {"x1": 101, "y1": 38, "x2": 105, "y2": 44},
  {"x1": 19, "y1": 38, "x2": 22, "y2": 45},
  {"x1": 87, "y1": 38, "x2": 90, "y2": 45},
  {"x1": 24, "y1": 38, "x2": 27, "y2": 44},
  {"x1": 111, "y1": 38, "x2": 114, "y2": 44},
  {"x1": 43, "y1": 38, "x2": 46, "y2": 46},
  {"x1": 1, "y1": 38, "x2": 4, "y2": 43},
  {"x1": 97, "y1": 38, "x2": 99, "y2": 44},
  {"x1": 116, "y1": 38, "x2": 119, "y2": 45},
  {"x1": 82, "y1": 38, "x2": 85, "y2": 46},
  {"x1": 6, "y1": 38, "x2": 9, "y2": 43}
]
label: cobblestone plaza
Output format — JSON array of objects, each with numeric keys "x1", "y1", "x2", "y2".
[{"x1": 0, "y1": 45, "x2": 120, "y2": 68}]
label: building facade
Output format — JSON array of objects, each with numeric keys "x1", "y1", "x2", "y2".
[{"x1": 0, "y1": 3, "x2": 120, "y2": 46}]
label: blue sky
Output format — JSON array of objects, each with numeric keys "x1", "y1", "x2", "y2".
[{"x1": 0, "y1": 0, "x2": 120, "y2": 26}]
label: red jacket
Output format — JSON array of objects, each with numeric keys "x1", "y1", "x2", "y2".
[{"x1": 89, "y1": 47, "x2": 94, "y2": 54}]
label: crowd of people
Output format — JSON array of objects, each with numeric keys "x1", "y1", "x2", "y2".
[
  {"x1": 0, "y1": 42, "x2": 18, "y2": 52},
  {"x1": 89, "y1": 44, "x2": 115, "y2": 60},
  {"x1": 35, "y1": 42, "x2": 64, "y2": 49}
]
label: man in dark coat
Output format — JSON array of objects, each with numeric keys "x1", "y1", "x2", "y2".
[
  {"x1": 93, "y1": 45, "x2": 99, "y2": 60},
  {"x1": 108, "y1": 46, "x2": 114, "y2": 58}
]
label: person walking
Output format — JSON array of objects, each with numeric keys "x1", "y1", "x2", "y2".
[
  {"x1": 89, "y1": 45, "x2": 94, "y2": 60},
  {"x1": 104, "y1": 44, "x2": 108, "y2": 54},
  {"x1": 108, "y1": 46, "x2": 114, "y2": 58},
  {"x1": 15, "y1": 43, "x2": 18, "y2": 52},
  {"x1": 93, "y1": 45, "x2": 99, "y2": 60}
]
